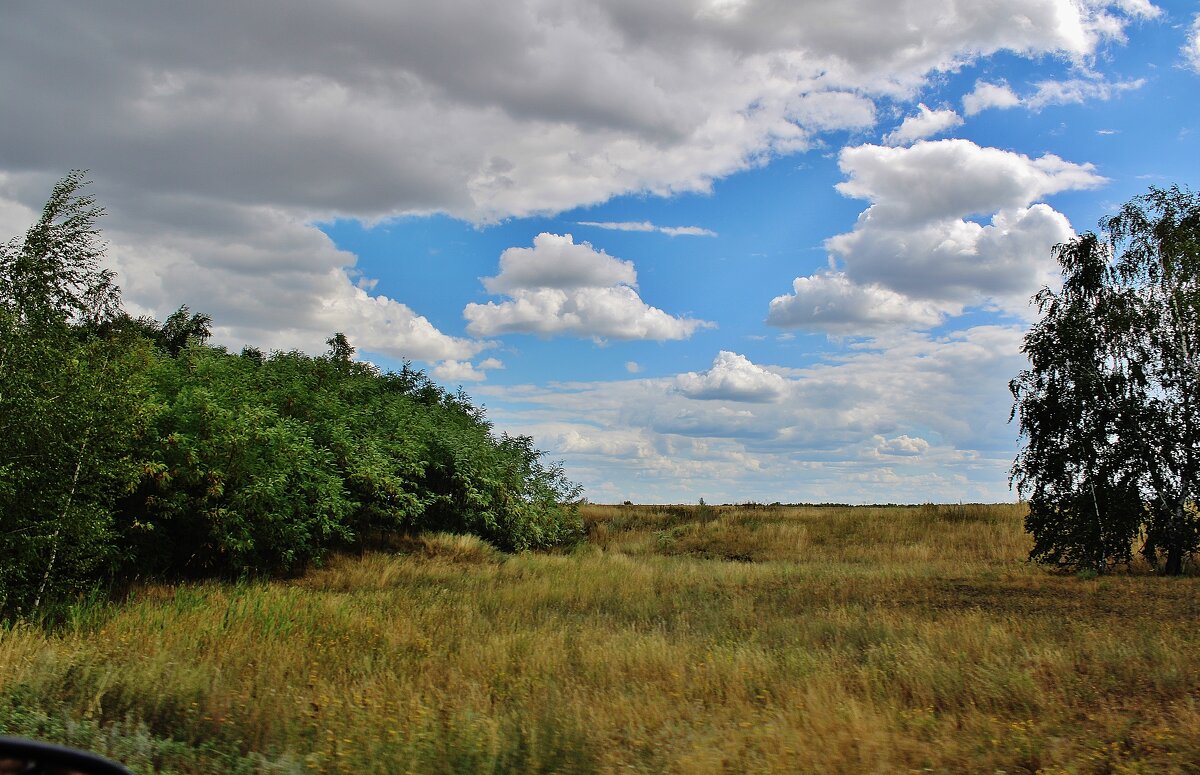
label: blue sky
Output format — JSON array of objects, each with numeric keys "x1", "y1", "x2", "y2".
[{"x1": 2, "y1": 1, "x2": 1198, "y2": 503}]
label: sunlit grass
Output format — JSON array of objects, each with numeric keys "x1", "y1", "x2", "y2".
[{"x1": 3, "y1": 504, "x2": 1199, "y2": 773}]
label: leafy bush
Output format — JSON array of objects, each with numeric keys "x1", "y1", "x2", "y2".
[
  {"x1": 118, "y1": 347, "x2": 354, "y2": 577},
  {"x1": 1, "y1": 173, "x2": 582, "y2": 619}
]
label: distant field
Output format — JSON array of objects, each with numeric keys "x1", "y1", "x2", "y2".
[{"x1": 3, "y1": 503, "x2": 1199, "y2": 773}]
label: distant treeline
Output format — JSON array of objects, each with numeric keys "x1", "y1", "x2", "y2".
[{"x1": 0, "y1": 172, "x2": 582, "y2": 619}]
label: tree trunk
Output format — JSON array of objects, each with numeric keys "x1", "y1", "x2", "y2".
[
  {"x1": 1165, "y1": 542, "x2": 1184, "y2": 576},
  {"x1": 31, "y1": 436, "x2": 87, "y2": 614},
  {"x1": 1163, "y1": 495, "x2": 1190, "y2": 575}
]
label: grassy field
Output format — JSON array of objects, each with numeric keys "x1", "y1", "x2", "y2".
[{"x1": 2, "y1": 503, "x2": 1199, "y2": 773}]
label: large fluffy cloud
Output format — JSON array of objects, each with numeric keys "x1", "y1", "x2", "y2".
[
  {"x1": 0, "y1": 2, "x2": 1150, "y2": 220},
  {"x1": 833, "y1": 140, "x2": 1104, "y2": 225},
  {"x1": 464, "y1": 233, "x2": 711, "y2": 340},
  {"x1": 769, "y1": 139, "x2": 1106, "y2": 333},
  {"x1": 0, "y1": 1, "x2": 1157, "y2": 353},
  {"x1": 826, "y1": 202, "x2": 1081, "y2": 303}
]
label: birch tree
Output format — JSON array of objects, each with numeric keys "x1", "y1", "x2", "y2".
[
  {"x1": 0, "y1": 172, "x2": 142, "y2": 616},
  {"x1": 1011, "y1": 186, "x2": 1200, "y2": 574}
]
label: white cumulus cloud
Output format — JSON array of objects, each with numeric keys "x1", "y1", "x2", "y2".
[
  {"x1": 767, "y1": 271, "x2": 948, "y2": 332},
  {"x1": 882, "y1": 104, "x2": 963, "y2": 146},
  {"x1": 432, "y1": 360, "x2": 485, "y2": 383},
  {"x1": 769, "y1": 139, "x2": 1105, "y2": 335},
  {"x1": 825, "y1": 202, "x2": 1080, "y2": 304},
  {"x1": 464, "y1": 233, "x2": 712, "y2": 341},
  {"x1": 432, "y1": 357, "x2": 504, "y2": 383},
  {"x1": 962, "y1": 80, "x2": 1022, "y2": 115},
  {"x1": 482, "y1": 233, "x2": 637, "y2": 294},
  {"x1": 675, "y1": 351, "x2": 789, "y2": 403},
  {"x1": 874, "y1": 434, "x2": 931, "y2": 457},
  {"x1": 91, "y1": 193, "x2": 486, "y2": 362},
  {"x1": 833, "y1": 140, "x2": 1105, "y2": 225}
]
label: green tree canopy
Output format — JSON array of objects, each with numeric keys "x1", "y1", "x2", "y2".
[{"x1": 1011, "y1": 185, "x2": 1200, "y2": 574}]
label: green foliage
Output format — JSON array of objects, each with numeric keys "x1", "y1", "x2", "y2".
[
  {"x1": 1011, "y1": 185, "x2": 1200, "y2": 574},
  {"x1": 0, "y1": 172, "x2": 145, "y2": 617},
  {"x1": 157, "y1": 304, "x2": 213, "y2": 355},
  {"x1": 0, "y1": 169, "x2": 119, "y2": 329},
  {"x1": 121, "y1": 347, "x2": 353, "y2": 577},
  {"x1": 0, "y1": 173, "x2": 582, "y2": 619}
]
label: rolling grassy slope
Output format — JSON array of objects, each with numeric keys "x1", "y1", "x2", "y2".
[{"x1": 3, "y1": 503, "x2": 1199, "y2": 773}]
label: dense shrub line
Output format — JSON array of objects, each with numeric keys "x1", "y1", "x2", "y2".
[{"x1": 0, "y1": 173, "x2": 582, "y2": 619}]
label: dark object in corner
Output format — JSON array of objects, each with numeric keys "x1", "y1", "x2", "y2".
[{"x1": 0, "y1": 737, "x2": 133, "y2": 775}]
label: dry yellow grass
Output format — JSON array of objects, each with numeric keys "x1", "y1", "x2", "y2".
[{"x1": 2, "y1": 504, "x2": 1199, "y2": 773}]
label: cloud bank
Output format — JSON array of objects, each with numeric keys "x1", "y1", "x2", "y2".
[
  {"x1": 0, "y1": 1, "x2": 1157, "y2": 355},
  {"x1": 479, "y1": 326, "x2": 1027, "y2": 503}
]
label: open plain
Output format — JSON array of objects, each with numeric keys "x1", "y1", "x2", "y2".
[{"x1": 2, "y1": 503, "x2": 1199, "y2": 774}]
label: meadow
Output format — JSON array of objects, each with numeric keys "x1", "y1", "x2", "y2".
[{"x1": 2, "y1": 502, "x2": 1199, "y2": 774}]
